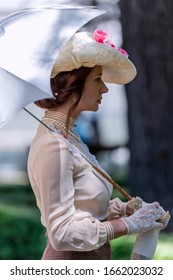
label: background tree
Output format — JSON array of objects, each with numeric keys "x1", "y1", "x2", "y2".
[{"x1": 120, "y1": 0, "x2": 173, "y2": 230}]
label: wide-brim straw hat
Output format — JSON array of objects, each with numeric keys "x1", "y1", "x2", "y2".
[{"x1": 51, "y1": 30, "x2": 137, "y2": 84}]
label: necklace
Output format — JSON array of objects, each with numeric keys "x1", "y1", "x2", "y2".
[
  {"x1": 44, "y1": 111, "x2": 80, "y2": 142},
  {"x1": 43, "y1": 111, "x2": 100, "y2": 166},
  {"x1": 46, "y1": 118, "x2": 80, "y2": 142}
]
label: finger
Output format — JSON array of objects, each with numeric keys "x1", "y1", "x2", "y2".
[
  {"x1": 153, "y1": 222, "x2": 163, "y2": 230},
  {"x1": 151, "y1": 201, "x2": 160, "y2": 208}
]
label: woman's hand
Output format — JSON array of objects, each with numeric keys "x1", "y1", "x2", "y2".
[
  {"x1": 121, "y1": 202, "x2": 163, "y2": 234},
  {"x1": 108, "y1": 197, "x2": 142, "y2": 220},
  {"x1": 142, "y1": 201, "x2": 170, "y2": 230}
]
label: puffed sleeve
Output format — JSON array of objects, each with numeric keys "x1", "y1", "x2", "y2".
[
  {"x1": 108, "y1": 197, "x2": 127, "y2": 220},
  {"x1": 28, "y1": 131, "x2": 108, "y2": 251}
]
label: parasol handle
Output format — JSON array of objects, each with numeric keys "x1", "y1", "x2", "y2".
[{"x1": 93, "y1": 165, "x2": 132, "y2": 201}]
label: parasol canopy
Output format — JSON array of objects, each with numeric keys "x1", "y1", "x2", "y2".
[{"x1": 0, "y1": 5, "x2": 104, "y2": 128}]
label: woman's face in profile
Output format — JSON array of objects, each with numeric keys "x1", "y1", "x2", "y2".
[{"x1": 76, "y1": 66, "x2": 108, "y2": 114}]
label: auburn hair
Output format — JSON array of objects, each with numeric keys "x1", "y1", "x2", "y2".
[{"x1": 35, "y1": 67, "x2": 92, "y2": 130}]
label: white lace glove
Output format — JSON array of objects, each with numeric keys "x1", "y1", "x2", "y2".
[
  {"x1": 130, "y1": 209, "x2": 170, "y2": 259},
  {"x1": 108, "y1": 197, "x2": 142, "y2": 220},
  {"x1": 121, "y1": 202, "x2": 163, "y2": 234},
  {"x1": 142, "y1": 201, "x2": 170, "y2": 230}
]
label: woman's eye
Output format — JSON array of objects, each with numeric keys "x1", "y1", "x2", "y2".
[{"x1": 96, "y1": 78, "x2": 101, "y2": 82}]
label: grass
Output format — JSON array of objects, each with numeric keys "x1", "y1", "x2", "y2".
[{"x1": 154, "y1": 234, "x2": 173, "y2": 260}]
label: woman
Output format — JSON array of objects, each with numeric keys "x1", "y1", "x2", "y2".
[{"x1": 27, "y1": 30, "x2": 169, "y2": 259}]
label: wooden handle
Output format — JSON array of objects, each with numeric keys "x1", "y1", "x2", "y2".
[
  {"x1": 160, "y1": 211, "x2": 169, "y2": 223},
  {"x1": 93, "y1": 165, "x2": 132, "y2": 201}
]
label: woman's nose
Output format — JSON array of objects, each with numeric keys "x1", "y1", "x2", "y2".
[{"x1": 101, "y1": 82, "x2": 109, "y2": 94}]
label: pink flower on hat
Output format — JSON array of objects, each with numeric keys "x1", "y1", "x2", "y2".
[
  {"x1": 93, "y1": 29, "x2": 110, "y2": 44},
  {"x1": 93, "y1": 29, "x2": 129, "y2": 57},
  {"x1": 117, "y1": 48, "x2": 129, "y2": 58}
]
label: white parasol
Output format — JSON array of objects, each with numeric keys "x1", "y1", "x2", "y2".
[{"x1": 0, "y1": 5, "x2": 104, "y2": 128}]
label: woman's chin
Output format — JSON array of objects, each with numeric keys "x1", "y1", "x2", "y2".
[{"x1": 81, "y1": 104, "x2": 100, "y2": 113}]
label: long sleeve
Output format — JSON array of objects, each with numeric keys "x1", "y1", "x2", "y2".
[
  {"x1": 108, "y1": 197, "x2": 127, "y2": 220},
  {"x1": 28, "y1": 128, "x2": 108, "y2": 251}
]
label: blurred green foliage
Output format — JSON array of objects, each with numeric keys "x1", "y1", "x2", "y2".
[
  {"x1": 0, "y1": 185, "x2": 172, "y2": 259},
  {"x1": 0, "y1": 185, "x2": 46, "y2": 259}
]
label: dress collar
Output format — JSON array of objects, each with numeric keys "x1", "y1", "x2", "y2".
[{"x1": 44, "y1": 110, "x2": 76, "y2": 128}]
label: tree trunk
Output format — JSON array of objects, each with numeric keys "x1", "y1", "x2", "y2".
[{"x1": 120, "y1": 0, "x2": 173, "y2": 230}]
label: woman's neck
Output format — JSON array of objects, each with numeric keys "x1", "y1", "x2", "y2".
[
  {"x1": 45, "y1": 110, "x2": 76, "y2": 128},
  {"x1": 49, "y1": 102, "x2": 80, "y2": 119}
]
